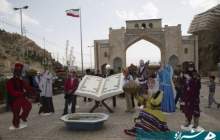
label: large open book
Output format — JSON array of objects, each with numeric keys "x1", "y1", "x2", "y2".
[{"x1": 75, "y1": 73, "x2": 124, "y2": 101}]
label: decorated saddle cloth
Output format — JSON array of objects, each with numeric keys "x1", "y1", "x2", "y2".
[
  {"x1": 134, "y1": 91, "x2": 169, "y2": 131},
  {"x1": 123, "y1": 80, "x2": 140, "y2": 94}
]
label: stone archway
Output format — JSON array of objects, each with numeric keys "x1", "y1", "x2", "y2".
[
  {"x1": 124, "y1": 31, "x2": 165, "y2": 66},
  {"x1": 113, "y1": 57, "x2": 122, "y2": 73},
  {"x1": 168, "y1": 55, "x2": 179, "y2": 68},
  {"x1": 94, "y1": 19, "x2": 195, "y2": 73}
]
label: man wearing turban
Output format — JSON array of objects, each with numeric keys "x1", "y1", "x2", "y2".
[{"x1": 6, "y1": 63, "x2": 35, "y2": 130}]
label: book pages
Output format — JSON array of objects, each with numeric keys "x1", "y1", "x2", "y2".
[
  {"x1": 75, "y1": 75, "x2": 104, "y2": 100},
  {"x1": 75, "y1": 73, "x2": 124, "y2": 101},
  {"x1": 99, "y1": 73, "x2": 124, "y2": 100}
]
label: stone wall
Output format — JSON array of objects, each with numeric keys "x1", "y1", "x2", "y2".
[
  {"x1": 164, "y1": 25, "x2": 182, "y2": 65},
  {"x1": 126, "y1": 19, "x2": 162, "y2": 29},
  {"x1": 180, "y1": 36, "x2": 195, "y2": 64},
  {"x1": 109, "y1": 28, "x2": 126, "y2": 70},
  {"x1": 197, "y1": 30, "x2": 220, "y2": 76},
  {"x1": 94, "y1": 40, "x2": 110, "y2": 71}
]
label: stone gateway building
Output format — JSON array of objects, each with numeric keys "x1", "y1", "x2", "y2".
[{"x1": 94, "y1": 19, "x2": 197, "y2": 74}]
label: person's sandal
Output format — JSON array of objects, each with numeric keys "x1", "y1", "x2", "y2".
[{"x1": 124, "y1": 128, "x2": 136, "y2": 137}]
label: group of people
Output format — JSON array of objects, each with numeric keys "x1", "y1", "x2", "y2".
[
  {"x1": 122, "y1": 60, "x2": 172, "y2": 136},
  {"x1": 122, "y1": 60, "x2": 177, "y2": 113},
  {"x1": 21, "y1": 67, "x2": 55, "y2": 116},
  {"x1": 6, "y1": 63, "x2": 56, "y2": 130},
  {"x1": 173, "y1": 63, "x2": 220, "y2": 129},
  {"x1": 5, "y1": 60, "x2": 219, "y2": 134},
  {"x1": 122, "y1": 60, "x2": 207, "y2": 137},
  {"x1": 6, "y1": 62, "x2": 80, "y2": 130}
]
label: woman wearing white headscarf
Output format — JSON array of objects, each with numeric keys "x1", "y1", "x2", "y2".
[{"x1": 38, "y1": 70, "x2": 55, "y2": 115}]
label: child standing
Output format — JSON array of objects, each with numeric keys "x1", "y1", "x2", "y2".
[
  {"x1": 207, "y1": 75, "x2": 220, "y2": 109},
  {"x1": 173, "y1": 71, "x2": 184, "y2": 106}
]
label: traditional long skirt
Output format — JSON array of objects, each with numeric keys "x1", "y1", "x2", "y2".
[
  {"x1": 39, "y1": 96, "x2": 54, "y2": 114},
  {"x1": 182, "y1": 99, "x2": 200, "y2": 121},
  {"x1": 161, "y1": 84, "x2": 175, "y2": 113}
]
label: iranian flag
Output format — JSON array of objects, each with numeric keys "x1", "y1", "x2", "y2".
[{"x1": 66, "y1": 9, "x2": 80, "y2": 17}]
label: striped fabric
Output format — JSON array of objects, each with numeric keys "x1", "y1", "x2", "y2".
[{"x1": 135, "y1": 110, "x2": 169, "y2": 131}]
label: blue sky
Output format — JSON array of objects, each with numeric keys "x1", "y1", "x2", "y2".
[{"x1": 0, "y1": 0, "x2": 220, "y2": 68}]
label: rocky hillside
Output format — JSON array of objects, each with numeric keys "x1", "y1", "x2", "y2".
[{"x1": 0, "y1": 29, "x2": 54, "y2": 75}]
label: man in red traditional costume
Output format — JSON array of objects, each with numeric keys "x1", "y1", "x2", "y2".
[
  {"x1": 180, "y1": 62, "x2": 201, "y2": 131},
  {"x1": 6, "y1": 63, "x2": 35, "y2": 130}
]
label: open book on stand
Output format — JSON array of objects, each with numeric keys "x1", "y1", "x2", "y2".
[{"x1": 75, "y1": 73, "x2": 124, "y2": 101}]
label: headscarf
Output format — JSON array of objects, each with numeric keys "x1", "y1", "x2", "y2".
[
  {"x1": 13, "y1": 63, "x2": 23, "y2": 77},
  {"x1": 139, "y1": 59, "x2": 144, "y2": 67}
]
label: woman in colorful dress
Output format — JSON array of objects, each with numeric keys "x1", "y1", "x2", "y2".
[{"x1": 159, "y1": 64, "x2": 176, "y2": 113}]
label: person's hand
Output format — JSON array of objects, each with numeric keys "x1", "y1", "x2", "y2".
[
  {"x1": 134, "y1": 117, "x2": 140, "y2": 123},
  {"x1": 67, "y1": 90, "x2": 73, "y2": 94},
  {"x1": 64, "y1": 94, "x2": 68, "y2": 99},
  {"x1": 180, "y1": 102, "x2": 185, "y2": 106},
  {"x1": 143, "y1": 94, "x2": 148, "y2": 99},
  {"x1": 187, "y1": 87, "x2": 190, "y2": 91},
  {"x1": 26, "y1": 97, "x2": 35, "y2": 102}
]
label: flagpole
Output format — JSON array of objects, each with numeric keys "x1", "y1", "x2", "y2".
[{"x1": 79, "y1": 8, "x2": 84, "y2": 74}]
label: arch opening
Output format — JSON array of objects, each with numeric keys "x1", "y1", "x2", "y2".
[{"x1": 126, "y1": 39, "x2": 161, "y2": 67}]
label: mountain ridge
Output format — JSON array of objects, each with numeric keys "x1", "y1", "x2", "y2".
[{"x1": 0, "y1": 29, "x2": 53, "y2": 75}]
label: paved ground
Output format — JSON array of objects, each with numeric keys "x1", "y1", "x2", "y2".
[{"x1": 0, "y1": 79, "x2": 220, "y2": 140}]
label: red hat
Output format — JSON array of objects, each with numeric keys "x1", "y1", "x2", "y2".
[{"x1": 14, "y1": 63, "x2": 23, "y2": 70}]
